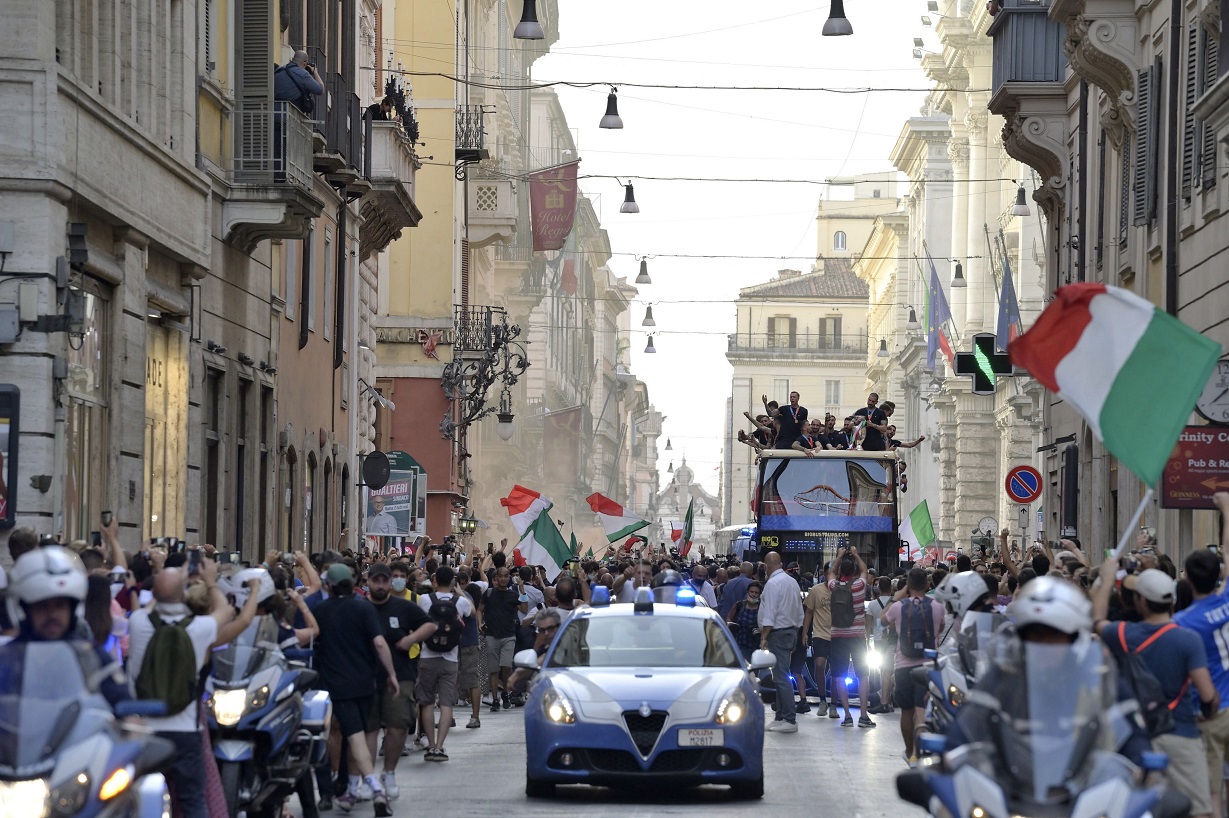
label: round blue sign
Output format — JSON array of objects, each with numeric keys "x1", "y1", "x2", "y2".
[{"x1": 1005, "y1": 465, "x2": 1043, "y2": 504}]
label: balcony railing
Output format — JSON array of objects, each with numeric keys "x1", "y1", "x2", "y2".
[
  {"x1": 495, "y1": 244, "x2": 535, "y2": 262},
  {"x1": 231, "y1": 101, "x2": 314, "y2": 189},
  {"x1": 456, "y1": 105, "x2": 489, "y2": 163},
  {"x1": 454, "y1": 305, "x2": 504, "y2": 356},
  {"x1": 726, "y1": 333, "x2": 869, "y2": 356},
  {"x1": 988, "y1": 0, "x2": 1067, "y2": 92},
  {"x1": 325, "y1": 72, "x2": 362, "y2": 172}
]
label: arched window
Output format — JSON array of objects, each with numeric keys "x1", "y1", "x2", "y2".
[{"x1": 834, "y1": 231, "x2": 847, "y2": 251}]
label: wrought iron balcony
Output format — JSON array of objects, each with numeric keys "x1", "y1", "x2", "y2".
[
  {"x1": 725, "y1": 333, "x2": 869, "y2": 358},
  {"x1": 455, "y1": 105, "x2": 489, "y2": 164},
  {"x1": 223, "y1": 101, "x2": 324, "y2": 252},
  {"x1": 442, "y1": 305, "x2": 530, "y2": 442}
]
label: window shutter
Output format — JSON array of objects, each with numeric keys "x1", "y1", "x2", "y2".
[
  {"x1": 767, "y1": 317, "x2": 776, "y2": 347},
  {"x1": 460, "y1": 238, "x2": 470, "y2": 308},
  {"x1": 237, "y1": 0, "x2": 272, "y2": 103},
  {"x1": 1119, "y1": 133, "x2": 1131, "y2": 245},
  {"x1": 204, "y1": 0, "x2": 216, "y2": 74},
  {"x1": 1183, "y1": 24, "x2": 1199, "y2": 199},
  {"x1": 1133, "y1": 67, "x2": 1153, "y2": 225},
  {"x1": 787, "y1": 317, "x2": 797, "y2": 348},
  {"x1": 1096, "y1": 132, "x2": 1106, "y2": 266},
  {"x1": 1202, "y1": 29, "x2": 1220, "y2": 188}
]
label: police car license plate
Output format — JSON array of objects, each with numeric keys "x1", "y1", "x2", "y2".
[{"x1": 678, "y1": 729, "x2": 723, "y2": 746}]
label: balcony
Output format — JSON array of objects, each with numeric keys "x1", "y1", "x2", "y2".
[
  {"x1": 359, "y1": 121, "x2": 424, "y2": 260},
  {"x1": 987, "y1": 0, "x2": 1070, "y2": 217},
  {"x1": 223, "y1": 101, "x2": 325, "y2": 252},
  {"x1": 467, "y1": 177, "x2": 517, "y2": 247},
  {"x1": 725, "y1": 333, "x2": 869, "y2": 360},
  {"x1": 456, "y1": 105, "x2": 489, "y2": 164},
  {"x1": 454, "y1": 305, "x2": 506, "y2": 359},
  {"x1": 1049, "y1": 0, "x2": 1139, "y2": 140}
]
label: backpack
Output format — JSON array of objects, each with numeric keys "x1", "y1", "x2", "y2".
[
  {"x1": 898, "y1": 597, "x2": 936, "y2": 659},
  {"x1": 831, "y1": 580, "x2": 856, "y2": 629},
  {"x1": 1110, "y1": 622, "x2": 1187, "y2": 738},
  {"x1": 425, "y1": 593, "x2": 464, "y2": 652},
  {"x1": 135, "y1": 612, "x2": 200, "y2": 714},
  {"x1": 274, "y1": 64, "x2": 314, "y2": 115}
]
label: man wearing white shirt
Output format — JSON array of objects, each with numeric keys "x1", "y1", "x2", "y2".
[
  {"x1": 758, "y1": 551, "x2": 804, "y2": 732},
  {"x1": 416, "y1": 566, "x2": 473, "y2": 761}
]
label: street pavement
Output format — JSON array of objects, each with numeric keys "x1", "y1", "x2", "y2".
[{"x1": 288, "y1": 700, "x2": 912, "y2": 817}]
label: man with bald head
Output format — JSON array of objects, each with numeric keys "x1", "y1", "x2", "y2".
[
  {"x1": 718, "y1": 561, "x2": 755, "y2": 620},
  {"x1": 274, "y1": 49, "x2": 324, "y2": 114},
  {"x1": 758, "y1": 551, "x2": 804, "y2": 732},
  {"x1": 128, "y1": 558, "x2": 235, "y2": 818}
]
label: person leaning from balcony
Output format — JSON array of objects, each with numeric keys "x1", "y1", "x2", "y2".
[
  {"x1": 366, "y1": 96, "x2": 394, "y2": 121},
  {"x1": 274, "y1": 50, "x2": 324, "y2": 115}
]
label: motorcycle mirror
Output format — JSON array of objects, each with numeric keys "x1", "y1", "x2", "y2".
[
  {"x1": 896, "y1": 769, "x2": 930, "y2": 807},
  {"x1": 115, "y1": 700, "x2": 168, "y2": 719}
]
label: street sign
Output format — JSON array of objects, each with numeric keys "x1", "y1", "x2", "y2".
[
  {"x1": 1005, "y1": 465, "x2": 1043, "y2": 504},
  {"x1": 1161, "y1": 426, "x2": 1229, "y2": 509}
]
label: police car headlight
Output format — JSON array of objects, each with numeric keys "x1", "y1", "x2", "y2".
[
  {"x1": 716, "y1": 688, "x2": 748, "y2": 724},
  {"x1": 541, "y1": 685, "x2": 576, "y2": 724},
  {"x1": 211, "y1": 688, "x2": 248, "y2": 726}
]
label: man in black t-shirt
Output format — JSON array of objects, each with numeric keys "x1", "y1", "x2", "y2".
[
  {"x1": 855, "y1": 394, "x2": 892, "y2": 452},
  {"x1": 769, "y1": 391, "x2": 808, "y2": 447},
  {"x1": 481, "y1": 567, "x2": 527, "y2": 711},
  {"x1": 792, "y1": 420, "x2": 824, "y2": 457},
  {"x1": 313, "y1": 563, "x2": 400, "y2": 815},
  {"x1": 364, "y1": 563, "x2": 434, "y2": 799}
]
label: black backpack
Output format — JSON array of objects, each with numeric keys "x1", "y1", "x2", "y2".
[
  {"x1": 831, "y1": 580, "x2": 855, "y2": 629},
  {"x1": 898, "y1": 597, "x2": 936, "y2": 659},
  {"x1": 1109, "y1": 622, "x2": 1186, "y2": 738},
  {"x1": 425, "y1": 593, "x2": 464, "y2": 652}
]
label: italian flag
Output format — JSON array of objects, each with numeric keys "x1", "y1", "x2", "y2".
[
  {"x1": 680, "y1": 498, "x2": 695, "y2": 557},
  {"x1": 517, "y1": 511, "x2": 572, "y2": 581},
  {"x1": 899, "y1": 500, "x2": 936, "y2": 561},
  {"x1": 1009, "y1": 283, "x2": 1221, "y2": 487},
  {"x1": 500, "y1": 485, "x2": 553, "y2": 536},
  {"x1": 585, "y1": 492, "x2": 650, "y2": 542}
]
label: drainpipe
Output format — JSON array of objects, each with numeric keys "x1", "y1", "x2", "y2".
[{"x1": 1164, "y1": 0, "x2": 1182, "y2": 315}]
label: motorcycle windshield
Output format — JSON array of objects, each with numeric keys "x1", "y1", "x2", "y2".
[
  {"x1": 0, "y1": 642, "x2": 92, "y2": 770},
  {"x1": 993, "y1": 642, "x2": 1114, "y2": 804},
  {"x1": 212, "y1": 617, "x2": 284, "y2": 683},
  {"x1": 955, "y1": 612, "x2": 1008, "y2": 681}
]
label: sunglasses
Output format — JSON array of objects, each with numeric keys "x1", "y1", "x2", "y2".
[{"x1": 536, "y1": 625, "x2": 558, "y2": 634}]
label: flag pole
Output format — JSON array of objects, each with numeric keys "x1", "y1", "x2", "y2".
[{"x1": 1111, "y1": 488, "x2": 1155, "y2": 558}]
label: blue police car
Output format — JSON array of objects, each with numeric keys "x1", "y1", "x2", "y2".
[{"x1": 518, "y1": 585, "x2": 775, "y2": 799}]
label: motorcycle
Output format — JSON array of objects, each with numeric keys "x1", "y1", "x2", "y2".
[
  {"x1": 914, "y1": 612, "x2": 1007, "y2": 742},
  {"x1": 205, "y1": 617, "x2": 330, "y2": 818},
  {"x1": 0, "y1": 640, "x2": 173, "y2": 818},
  {"x1": 898, "y1": 638, "x2": 1191, "y2": 818}
]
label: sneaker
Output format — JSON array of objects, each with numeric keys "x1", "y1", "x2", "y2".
[
  {"x1": 373, "y1": 792, "x2": 392, "y2": 817},
  {"x1": 354, "y1": 782, "x2": 373, "y2": 801},
  {"x1": 765, "y1": 719, "x2": 783, "y2": 731},
  {"x1": 380, "y1": 772, "x2": 399, "y2": 800},
  {"x1": 435, "y1": 747, "x2": 449, "y2": 761},
  {"x1": 902, "y1": 750, "x2": 918, "y2": 767},
  {"x1": 425, "y1": 748, "x2": 445, "y2": 762},
  {"x1": 490, "y1": 699, "x2": 501, "y2": 712},
  {"x1": 413, "y1": 734, "x2": 428, "y2": 750},
  {"x1": 466, "y1": 717, "x2": 481, "y2": 729},
  {"x1": 335, "y1": 793, "x2": 356, "y2": 813},
  {"x1": 828, "y1": 704, "x2": 840, "y2": 719},
  {"x1": 841, "y1": 714, "x2": 854, "y2": 727},
  {"x1": 775, "y1": 721, "x2": 798, "y2": 733},
  {"x1": 795, "y1": 701, "x2": 811, "y2": 714},
  {"x1": 509, "y1": 693, "x2": 526, "y2": 707},
  {"x1": 318, "y1": 794, "x2": 333, "y2": 812},
  {"x1": 859, "y1": 714, "x2": 876, "y2": 728},
  {"x1": 501, "y1": 692, "x2": 511, "y2": 709}
]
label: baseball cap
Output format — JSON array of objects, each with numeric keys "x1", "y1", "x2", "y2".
[
  {"x1": 368, "y1": 562, "x2": 391, "y2": 579},
  {"x1": 786, "y1": 562, "x2": 800, "y2": 571},
  {"x1": 325, "y1": 563, "x2": 354, "y2": 586},
  {"x1": 1132, "y1": 569, "x2": 1175, "y2": 604}
]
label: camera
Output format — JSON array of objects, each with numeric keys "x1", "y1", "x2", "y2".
[{"x1": 281, "y1": 553, "x2": 297, "y2": 568}]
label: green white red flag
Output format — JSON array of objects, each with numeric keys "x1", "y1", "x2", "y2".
[
  {"x1": 517, "y1": 510, "x2": 572, "y2": 581},
  {"x1": 500, "y1": 485, "x2": 553, "y2": 536},
  {"x1": 1009, "y1": 283, "x2": 1221, "y2": 486},
  {"x1": 585, "y1": 493, "x2": 650, "y2": 543},
  {"x1": 680, "y1": 498, "x2": 695, "y2": 557}
]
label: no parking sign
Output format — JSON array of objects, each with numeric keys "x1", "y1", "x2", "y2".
[{"x1": 1005, "y1": 465, "x2": 1043, "y2": 504}]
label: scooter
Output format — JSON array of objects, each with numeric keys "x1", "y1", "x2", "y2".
[
  {"x1": 0, "y1": 640, "x2": 174, "y2": 818},
  {"x1": 205, "y1": 617, "x2": 331, "y2": 818},
  {"x1": 898, "y1": 638, "x2": 1192, "y2": 818}
]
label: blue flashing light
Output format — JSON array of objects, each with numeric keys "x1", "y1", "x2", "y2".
[
  {"x1": 675, "y1": 586, "x2": 697, "y2": 607},
  {"x1": 590, "y1": 585, "x2": 611, "y2": 607},
  {"x1": 844, "y1": 677, "x2": 853, "y2": 687}
]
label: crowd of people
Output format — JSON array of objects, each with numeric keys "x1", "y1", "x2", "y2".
[{"x1": 737, "y1": 390, "x2": 925, "y2": 456}]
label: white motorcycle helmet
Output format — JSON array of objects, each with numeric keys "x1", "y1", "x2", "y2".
[
  {"x1": 938, "y1": 571, "x2": 993, "y2": 619},
  {"x1": 222, "y1": 567, "x2": 276, "y2": 609},
  {"x1": 1008, "y1": 576, "x2": 1092, "y2": 636},
  {"x1": 7, "y1": 546, "x2": 89, "y2": 628}
]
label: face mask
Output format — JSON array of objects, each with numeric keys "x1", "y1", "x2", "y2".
[{"x1": 391, "y1": 578, "x2": 407, "y2": 593}]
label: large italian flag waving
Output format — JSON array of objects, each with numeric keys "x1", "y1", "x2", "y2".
[
  {"x1": 585, "y1": 493, "x2": 649, "y2": 542},
  {"x1": 500, "y1": 484, "x2": 571, "y2": 579},
  {"x1": 500, "y1": 485, "x2": 553, "y2": 536},
  {"x1": 1009, "y1": 283, "x2": 1221, "y2": 486}
]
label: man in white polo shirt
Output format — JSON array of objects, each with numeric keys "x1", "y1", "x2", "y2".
[{"x1": 758, "y1": 551, "x2": 804, "y2": 733}]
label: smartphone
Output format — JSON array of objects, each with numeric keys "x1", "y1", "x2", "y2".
[
  {"x1": 188, "y1": 548, "x2": 202, "y2": 576},
  {"x1": 91, "y1": 531, "x2": 102, "y2": 548},
  {"x1": 100, "y1": 510, "x2": 113, "y2": 527}
]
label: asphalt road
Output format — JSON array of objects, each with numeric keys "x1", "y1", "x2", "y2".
[{"x1": 287, "y1": 698, "x2": 913, "y2": 817}]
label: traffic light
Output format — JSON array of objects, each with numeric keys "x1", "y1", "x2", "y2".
[{"x1": 954, "y1": 332, "x2": 1015, "y2": 394}]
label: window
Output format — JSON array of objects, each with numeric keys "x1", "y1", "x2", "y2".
[
  {"x1": 65, "y1": 282, "x2": 110, "y2": 542},
  {"x1": 305, "y1": 454, "x2": 317, "y2": 552},
  {"x1": 772, "y1": 379, "x2": 790, "y2": 405},
  {"x1": 1199, "y1": 26, "x2": 1220, "y2": 189},
  {"x1": 819, "y1": 317, "x2": 843, "y2": 349},
  {"x1": 201, "y1": 0, "x2": 217, "y2": 76},
  {"x1": 825, "y1": 380, "x2": 841, "y2": 407},
  {"x1": 322, "y1": 231, "x2": 333, "y2": 341},
  {"x1": 234, "y1": 379, "x2": 251, "y2": 555},
  {"x1": 259, "y1": 385, "x2": 273, "y2": 552},
  {"x1": 204, "y1": 369, "x2": 224, "y2": 547},
  {"x1": 834, "y1": 231, "x2": 847, "y2": 251},
  {"x1": 285, "y1": 240, "x2": 298, "y2": 321},
  {"x1": 766, "y1": 316, "x2": 796, "y2": 348},
  {"x1": 300, "y1": 226, "x2": 314, "y2": 349},
  {"x1": 283, "y1": 448, "x2": 297, "y2": 554}
]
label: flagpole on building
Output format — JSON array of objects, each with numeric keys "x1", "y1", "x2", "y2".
[{"x1": 1111, "y1": 488, "x2": 1155, "y2": 558}]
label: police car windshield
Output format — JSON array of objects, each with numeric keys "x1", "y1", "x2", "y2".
[{"x1": 547, "y1": 616, "x2": 741, "y2": 669}]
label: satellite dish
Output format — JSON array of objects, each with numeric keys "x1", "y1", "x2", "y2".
[{"x1": 363, "y1": 451, "x2": 391, "y2": 491}]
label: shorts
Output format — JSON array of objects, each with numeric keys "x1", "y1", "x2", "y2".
[
  {"x1": 1154, "y1": 732, "x2": 1212, "y2": 817},
  {"x1": 458, "y1": 644, "x2": 481, "y2": 691},
  {"x1": 333, "y1": 695, "x2": 373, "y2": 739},
  {"x1": 809, "y1": 637, "x2": 831, "y2": 660},
  {"x1": 893, "y1": 666, "x2": 929, "y2": 710},
  {"x1": 1200, "y1": 707, "x2": 1229, "y2": 797},
  {"x1": 484, "y1": 635, "x2": 516, "y2": 669},
  {"x1": 414, "y1": 656, "x2": 458, "y2": 706},
  {"x1": 829, "y1": 636, "x2": 867, "y2": 679},
  {"x1": 368, "y1": 681, "x2": 416, "y2": 731}
]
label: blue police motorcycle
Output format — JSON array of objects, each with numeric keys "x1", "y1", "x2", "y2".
[
  {"x1": 205, "y1": 617, "x2": 330, "y2": 818},
  {"x1": 0, "y1": 640, "x2": 173, "y2": 818}
]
